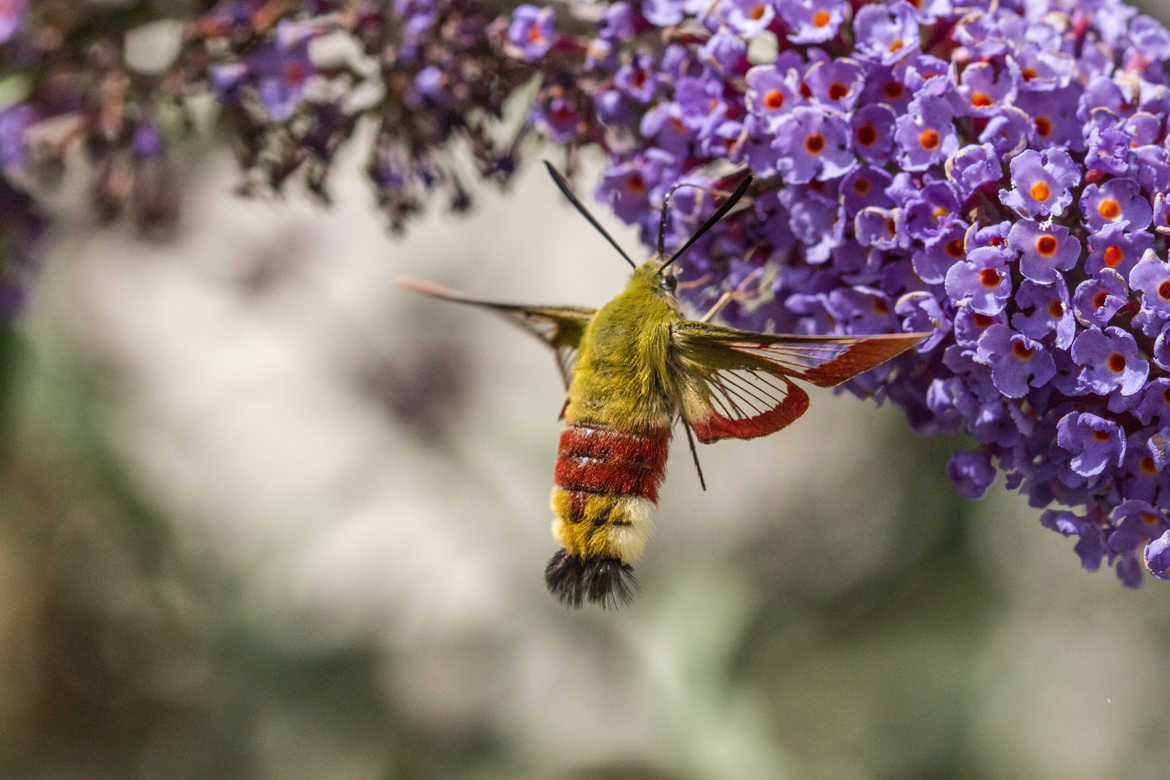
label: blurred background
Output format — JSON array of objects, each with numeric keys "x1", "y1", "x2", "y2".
[{"x1": 3, "y1": 132, "x2": 1170, "y2": 778}]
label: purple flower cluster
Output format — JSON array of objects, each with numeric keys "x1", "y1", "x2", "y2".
[
  {"x1": 511, "y1": 0, "x2": 1170, "y2": 586},
  {"x1": 6, "y1": 0, "x2": 1170, "y2": 589}
]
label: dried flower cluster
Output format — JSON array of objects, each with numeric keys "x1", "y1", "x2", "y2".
[
  {"x1": 6, "y1": 0, "x2": 1170, "y2": 586},
  {"x1": 0, "y1": 0, "x2": 535, "y2": 311}
]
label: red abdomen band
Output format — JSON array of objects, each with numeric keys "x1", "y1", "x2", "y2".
[{"x1": 554, "y1": 424, "x2": 670, "y2": 502}]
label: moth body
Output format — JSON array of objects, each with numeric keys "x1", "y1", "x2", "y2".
[
  {"x1": 399, "y1": 164, "x2": 929, "y2": 609},
  {"x1": 545, "y1": 261, "x2": 682, "y2": 607}
]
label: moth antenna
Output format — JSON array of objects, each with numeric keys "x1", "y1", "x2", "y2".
[
  {"x1": 681, "y1": 417, "x2": 708, "y2": 491},
  {"x1": 657, "y1": 182, "x2": 740, "y2": 259},
  {"x1": 543, "y1": 160, "x2": 636, "y2": 269},
  {"x1": 658, "y1": 174, "x2": 753, "y2": 276}
]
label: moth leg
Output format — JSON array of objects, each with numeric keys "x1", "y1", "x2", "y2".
[
  {"x1": 698, "y1": 267, "x2": 764, "y2": 323},
  {"x1": 679, "y1": 416, "x2": 708, "y2": 491}
]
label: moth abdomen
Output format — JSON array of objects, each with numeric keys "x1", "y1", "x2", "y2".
[
  {"x1": 546, "y1": 423, "x2": 669, "y2": 607},
  {"x1": 553, "y1": 424, "x2": 670, "y2": 501}
]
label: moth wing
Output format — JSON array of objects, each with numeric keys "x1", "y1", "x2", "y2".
[
  {"x1": 672, "y1": 320, "x2": 928, "y2": 443},
  {"x1": 397, "y1": 277, "x2": 595, "y2": 387}
]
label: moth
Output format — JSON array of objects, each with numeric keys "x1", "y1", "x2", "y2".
[{"x1": 399, "y1": 162, "x2": 928, "y2": 608}]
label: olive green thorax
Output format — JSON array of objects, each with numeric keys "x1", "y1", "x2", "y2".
[{"x1": 564, "y1": 259, "x2": 682, "y2": 431}]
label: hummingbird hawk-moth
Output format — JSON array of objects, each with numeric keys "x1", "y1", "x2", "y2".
[{"x1": 400, "y1": 163, "x2": 927, "y2": 608}]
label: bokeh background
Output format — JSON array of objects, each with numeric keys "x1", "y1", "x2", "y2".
[{"x1": 5, "y1": 53, "x2": 1170, "y2": 780}]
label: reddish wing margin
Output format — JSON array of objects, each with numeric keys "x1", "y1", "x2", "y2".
[
  {"x1": 672, "y1": 320, "x2": 928, "y2": 443},
  {"x1": 397, "y1": 277, "x2": 596, "y2": 387}
]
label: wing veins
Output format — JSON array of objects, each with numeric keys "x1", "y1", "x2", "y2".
[
  {"x1": 724, "y1": 367, "x2": 787, "y2": 405},
  {"x1": 737, "y1": 367, "x2": 788, "y2": 397},
  {"x1": 719, "y1": 370, "x2": 777, "y2": 414},
  {"x1": 711, "y1": 367, "x2": 790, "y2": 419},
  {"x1": 719, "y1": 381, "x2": 766, "y2": 417},
  {"x1": 707, "y1": 381, "x2": 745, "y2": 419},
  {"x1": 707, "y1": 392, "x2": 735, "y2": 419}
]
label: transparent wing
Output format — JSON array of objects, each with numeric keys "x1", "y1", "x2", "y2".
[
  {"x1": 671, "y1": 320, "x2": 927, "y2": 443},
  {"x1": 675, "y1": 360, "x2": 810, "y2": 443},
  {"x1": 398, "y1": 277, "x2": 595, "y2": 388},
  {"x1": 674, "y1": 320, "x2": 928, "y2": 387}
]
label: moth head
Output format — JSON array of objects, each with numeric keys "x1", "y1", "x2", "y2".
[
  {"x1": 632, "y1": 257, "x2": 676, "y2": 297},
  {"x1": 659, "y1": 271, "x2": 678, "y2": 295}
]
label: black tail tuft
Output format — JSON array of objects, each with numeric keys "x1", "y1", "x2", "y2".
[
  {"x1": 545, "y1": 550, "x2": 637, "y2": 609},
  {"x1": 545, "y1": 549, "x2": 585, "y2": 608},
  {"x1": 584, "y1": 556, "x2": 637, "y2": 608}
]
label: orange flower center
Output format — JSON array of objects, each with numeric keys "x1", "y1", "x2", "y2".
[
  {"x1": 1163, "y1": 386, "x2": 1170, "y2": 405},
  {"x1": 888, "y1": 39, "x2": 905, "y2": 53},
  {"x1": 813, "y1": 9, "x2": 831, "y2": 26},
  {"x1": 854, "y1": 177, "x2": 872, "y2": 195},
  {"x1": 627, "y1": 174, "x2": 646, "y2": 192},
  {"x1": 1030, "y1": 181, "x2": 1052, "y2": 202},
  {"x1": 1104, "y1": 245, "x2": 1123, "y2": 267},
  {"x1": 971, "y1": 92, "x2": 993, "y2": 107},
  {"x1": 1013, "y1": 341, "x2": 1035, "y2": 360},
  {"x1": 883, "y1": 81, "x2": 904, "y2": 100},
  {"x1": 856, "y1": 124, "x2": 878, "y2": 146},
  {"x1": 886, "y1": 217, "x2": 897, "y2": 235},
  {"x1": 979, "y1": 268, "x2": 1001, "y2": 287},
  {"x1": 1141, "y1": 457, "x2": 1159, "y2": 474},
  {"x1": 749, "y1": 4, "x2": 766, "y2": 20},
  {"x1": 946, "y1": 238, "x2": 965, "y2": 258},
  {"x1": 764, "y1": 89, "x2": 785, "y2": 110},
  {"x1": 527, "y1": 26, "x2": 543, "y2": 43},
  {"x1": 1047, "y1": 300, "x2": 1064, "y2": 318},
  {"x1": 1108, "y1": 352, "x2": 1127, "y2": 373},
  {"x1": 805, "y1": 133, "x2": 825, "y2": 154},
  {"x1": 872, "y1": 298, "x2": 890, "y2": 314},
  {"x1": 933, "y1": 206, "x2": 950, "y2": 220},
  {"x1": 1035, "y1": 116, "x2": 1053, "y2": 137},
  {"x1": 1098, "y1": 198, "x2": 1121, "y2": 220},
  {"x1": 284, "y1": 61, "x2": 307, "y2": 84},
  {"x1": 1021, "y1": 67, "x2": 1038, "y2": 81},
  {"x1": 1158, "y1": 280, "x2": 1170, "y2": 300},
  {"x1": 920, "y1": 129, "x2": 941, "y2": 150},
  {"x1": 828, "y1": 81, "x2": 848, "y2": 100},
  {"x1": 1092, "y1": 429, "x2": 1111, "y2": 442},
  {"x1": 1036, "y1": 235, "x2": 1058, "y2": 256},
  {"x1": 972, "y1": 313, "x2": 995, "y2": 327},
  {"x1": 1093, "y1": 290, "x2": 1109, "y2": 309}
]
